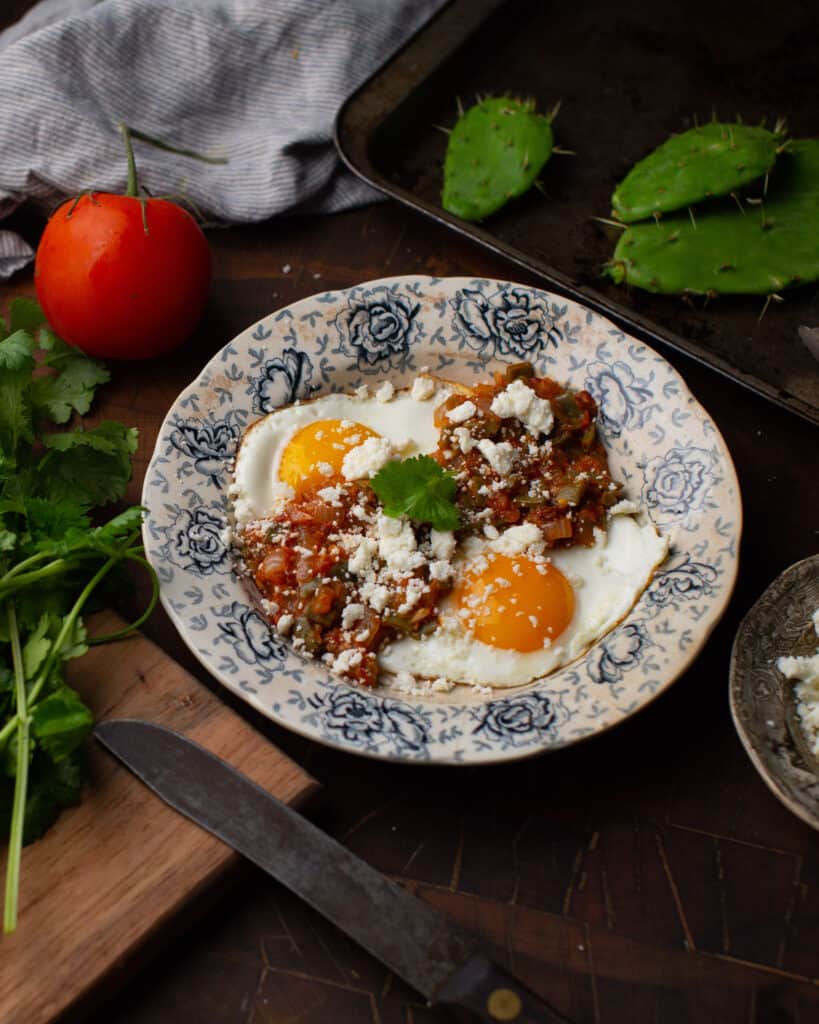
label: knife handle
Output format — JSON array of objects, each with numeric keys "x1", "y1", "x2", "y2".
[{"x1": 434, "y1": 952, "x2": 573, "y2": 1023}]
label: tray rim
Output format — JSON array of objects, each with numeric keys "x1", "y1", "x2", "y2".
[{"x1": 333, "y1": 0, "x2": 819, "y2": 429}]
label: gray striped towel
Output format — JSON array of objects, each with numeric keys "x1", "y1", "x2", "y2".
[{"x1": 0, "y1": 0, "x2": 444, "y2": 279}]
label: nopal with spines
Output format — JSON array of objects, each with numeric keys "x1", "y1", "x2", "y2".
[
  {"x1": 606, "y1": 139, "x2": 819, "y2": 296},
  {"x1": 611, "y1": 120, "x2": 787, "y2": 224},
  {"x1": 442, "y1": 96, "x2": 556, "y2": 222}
]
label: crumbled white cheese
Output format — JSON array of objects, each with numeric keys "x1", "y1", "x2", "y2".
[
  {"x1": 317, "y1": 461, "x2": 334, "y2": 478},
  {"x1": 276, "y1": 614, "x2": 294, "y2": 635},
  {"x1": 483, "y1": 524, "x2": 500, "y2": 540},
  {"x1": 260, "y1": 598, "x2": 279, "y2": 616},
  {"x1": 411, "y1": 376, "x2": 436, "y2": 401},
  {"x1": 341, "y1": 603, "x2": 365, "y2": 629},
  {"x1": 391, "y1": 672, "x2": 456, "y2": 697},
  {"x1": 341, "y1": 437, "x2": 395, "y2": 480},
  {"x1": 429, "y1": 560, "x2": 454, "y2": 582},
  {"x1": 446, "y1": 400, "x2": 477, "y2": 424},
  {"x1": 778, "y1": 652, "x2": 819, "y2": 757},
  {"x1": 477, "y1": 438, "x2": 517, "y2": 476},
  {"x1": 317, "y1": 485, "x2": 345, "y2": 506},
  {"x1": 350, "y1": 503, "x2": 374, "y2": 523},
  {"x1": 355, "y1": 384, "x2": 369, "y2": 399},
  {"x1": 342, "y1": 534, "x2": 379, "y2": 576},
  {"x1": 375, "y1": 512, "x2": 425, "y2": 574},
  {"x1": 776, "y1": 608, "x2": 819, "y2": 757},
  {"x1": 360, "y1": 580, "x2": 391, "y2": 612},
  {"x1": 398, "y1": 578, "x2": 427, "y2": 614},
  {"x1": 777, "y1": 654, "x2": 819, "y2": 681},
  {"x1": 391, "y1": 670, "x2": 422, "y2": 694},
  {"x1": 490, "y1": 379, "x2": 554, "y2": 437},
  {"x1": 375, "y1": 380, "x2": 395, "y2": 403},
  {"x1": 452, "y1": 426, "x2": 475, "y2": 453},
  {"x1": 492, "y1": 523, "x2": 545, "y2": 556},
  {"x1": 428, "y1": 529, "x2": 456, "y2": 561},
  {"x1": 609, "y1": 499, "x2": 642, "y2": 516},
  {"x1": 332, "y1": 649, "x2": 363, "y2": 675}
]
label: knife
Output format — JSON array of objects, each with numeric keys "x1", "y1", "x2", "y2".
[{"x1": 95, "y1": 720, "x2": 572, "y2": 1023}]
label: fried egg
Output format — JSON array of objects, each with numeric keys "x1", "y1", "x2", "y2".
[
  {"x1": 379, "y1": 514, "x2": 668, "y2": 688},
  {"x1": 231, "y1": 380, "x2": 450, "y2": 523}
]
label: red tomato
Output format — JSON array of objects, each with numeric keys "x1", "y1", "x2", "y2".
[{"x1": 35, "y1": 192, "x2": 211, "y2": 360}]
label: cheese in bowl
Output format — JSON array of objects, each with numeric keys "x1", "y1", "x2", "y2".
[{"x1": 228, "y1": 363, "x2": 668, "y2": 690}]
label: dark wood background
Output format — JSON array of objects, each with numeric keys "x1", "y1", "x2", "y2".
[{"x1": 2, "y1": 3, "x2": 819, "y2": 1021}]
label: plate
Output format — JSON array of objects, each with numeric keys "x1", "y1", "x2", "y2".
[
  {"x1": 730, "y1": 556, "x2": 819, "y2": 831},
  {"x1": 143, "y1": 275, "x2": 741, "y2": 764}
]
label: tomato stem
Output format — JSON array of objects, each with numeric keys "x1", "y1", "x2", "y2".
[
  {"x1": 128, "y1": 126, "x2": 228, "y2": 165},
  {"x1": 120, "y1": 122, "x2": 139, "y2": 199},
  {"x1": 65, "y1": 189, "x2": 99, "y2": 219}
]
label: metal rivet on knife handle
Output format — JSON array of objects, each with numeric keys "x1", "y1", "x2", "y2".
[
  {"x1": 488, "y1": 987, "x2": 523, "y2": 1020},
  {"x1": 434, "y1": 951, "x2": 573, "y2": 1023}
]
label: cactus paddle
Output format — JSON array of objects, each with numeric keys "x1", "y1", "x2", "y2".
[
  {"x1": 607, "y1": 139, "x2": 819, "y2": 295},
  {"x1": 442, "y1": 97, "x2": 554, "y2": 221},
  {"x1": 612, "y1": 121, "x2": 784, "y2": 224}
]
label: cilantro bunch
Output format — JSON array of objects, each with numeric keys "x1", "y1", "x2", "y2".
[{"x1": 0, "y1": 299, "x2": 157, "y2": 933}]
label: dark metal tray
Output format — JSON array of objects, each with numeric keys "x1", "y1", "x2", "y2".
[{"x1": 335, "y1": 0, "x2": 819, "y2": 427}]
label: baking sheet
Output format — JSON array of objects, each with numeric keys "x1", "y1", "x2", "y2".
[{"x1": 336, "y1": 0, "x2": 819, "y2": 426}]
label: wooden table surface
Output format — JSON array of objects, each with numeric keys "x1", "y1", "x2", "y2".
[{"x1": 2, "y1": 7, "x2": 819, "y2": 1021}]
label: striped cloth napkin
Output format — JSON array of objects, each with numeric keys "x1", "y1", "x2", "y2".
[{"x1": 0, "y1": 0, "x2": 443, "y2": 278}]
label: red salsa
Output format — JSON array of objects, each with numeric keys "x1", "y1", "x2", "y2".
[{"x1": 431, "y1": 363, "x2": 621, "y2": 546}]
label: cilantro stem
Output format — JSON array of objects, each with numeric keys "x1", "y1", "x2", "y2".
[
  {"x1": 2, "y1": 550, "x2": 55, "y2": 581},
  {"x1": 0, "y1": 558, "x2": 81, "y2": 599},
  {"x1": 87, "y1": 552, "x2": 159, "y2": 645},
  {"x1": 0, "y1": 547, "x2": 124, "y2": 600},
  {"x1": 0, "y1": 539, "x2": 153, "y2": 750},
  {"x1": 3, "y1": 602, "x2": 30, "y2": 934},
  {"x1": 0, "y1": 715, "x2": 15, "y2": 750},
  {"x1": 27, "y1": 556, "x2": 118, "y2": 708}
]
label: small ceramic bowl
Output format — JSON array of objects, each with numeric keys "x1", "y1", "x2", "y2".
[{"x1": 730, "y1": 554, "x2": 819, "y2": 830}]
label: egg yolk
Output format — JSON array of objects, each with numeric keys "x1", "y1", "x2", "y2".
[
  {"x1": 278, "y1": 419, "x2": 380, "y2": 492},
  {"x1": 454, "y1": 553, "x2": 575, "y2": 652}
]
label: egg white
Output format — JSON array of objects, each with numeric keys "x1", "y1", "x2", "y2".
[
  {"x1": 378, "y1": 514, "x2": 668, "y2": 688},
  {"x1": 231, "y1": 382, "x2": 450, "y2": 523}
]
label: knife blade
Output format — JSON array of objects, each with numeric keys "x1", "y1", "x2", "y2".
[{"x1": 95, "y1": 719, "x2": 572, "y2": 1023}]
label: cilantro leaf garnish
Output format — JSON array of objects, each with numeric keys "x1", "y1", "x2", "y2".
[{"x1": 371, "y1": 455, "x2": 461, "y2": 532}]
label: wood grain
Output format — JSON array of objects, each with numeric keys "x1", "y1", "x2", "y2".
[{"x1": 0, "y1": 611, "x2": 319, "y2": 1024}]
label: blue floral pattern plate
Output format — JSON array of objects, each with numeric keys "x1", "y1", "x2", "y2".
[{"x1": 143, "y1": 276, "x2": 741, "y2": 764}]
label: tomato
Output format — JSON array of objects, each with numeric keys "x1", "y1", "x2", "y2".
[{"x1": 35, "y1": 192, "x2": 210, "y2": 360}]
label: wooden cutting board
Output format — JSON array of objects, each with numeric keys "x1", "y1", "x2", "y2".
[{"x1": 0, "y1": 611, "x2": 320, "y2": 1024}]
